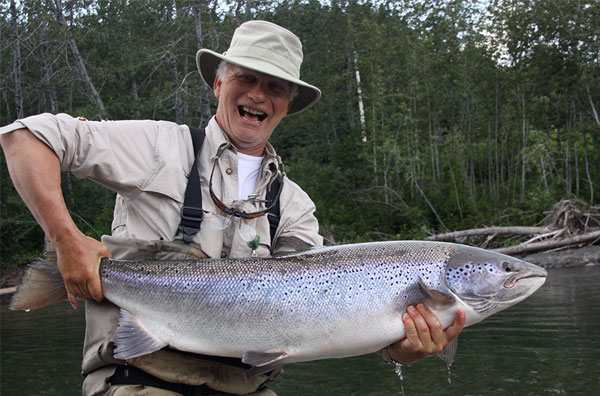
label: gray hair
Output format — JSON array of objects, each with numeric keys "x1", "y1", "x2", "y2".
[{"x1": 216, "y1": 60, "x2": 298, "y2": 100}]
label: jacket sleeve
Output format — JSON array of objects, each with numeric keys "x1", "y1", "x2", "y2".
[
  {"x1": 0, "y1": 113, "x2": 193, "y2": 200},
  {"x1": 273, "y1": 177, "x2": 323, "y2": 253}
]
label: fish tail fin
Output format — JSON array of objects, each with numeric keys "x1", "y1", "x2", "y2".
[{"x1": 9, "y1": 259, "x2": 67, "y2": 310}]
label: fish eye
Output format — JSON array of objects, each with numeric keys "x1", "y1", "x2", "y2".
[{"x1": 502, "y1": 262, "x2": 514, "y2": 272}]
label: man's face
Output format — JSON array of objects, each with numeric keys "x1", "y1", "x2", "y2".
[{"x1": 214, "y1": 65, "x2": 293, "y2": 156}]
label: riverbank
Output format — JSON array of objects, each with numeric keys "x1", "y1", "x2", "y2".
[{"x1": 521, "y1": 245, "x2": 600, "y2": 268}]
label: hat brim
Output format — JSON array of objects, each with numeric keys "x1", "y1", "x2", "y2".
[{"x1": 196, "y1": 49, "x2": 321, "y2": 116}]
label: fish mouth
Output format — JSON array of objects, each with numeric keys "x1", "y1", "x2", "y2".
[
  {"x1": 238, "y1": 105, "x2": 268, "y2": 122},
  {"x1": 503, "y1": 273, "x2": 547, "y2": 289}
]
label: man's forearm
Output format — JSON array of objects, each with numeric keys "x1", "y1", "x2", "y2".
[
  {"x1": 0, "y1": 128, "x2": 80, "y2": 244},
  {"x1": 1, "y1": 128, "x2": 110, "y2": 306}
]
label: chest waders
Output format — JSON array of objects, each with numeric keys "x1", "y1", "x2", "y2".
[{"x1": 100, "y1": 127, "x2": 282, "y2": 396}]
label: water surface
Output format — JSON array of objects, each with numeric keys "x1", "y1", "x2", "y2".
[{"x1": 1, "y1": 266, "x2": 599, "y2": 395}]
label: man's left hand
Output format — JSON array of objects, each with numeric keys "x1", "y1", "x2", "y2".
[{"x1": 386, "y1": 304, "x2": 466, "y2": 364}]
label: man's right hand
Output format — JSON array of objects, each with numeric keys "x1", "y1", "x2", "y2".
[{"x1": 55, "y1": 231, "x2": 111, "y2": 308}]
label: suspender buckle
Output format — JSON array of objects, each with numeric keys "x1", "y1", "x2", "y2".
[
  {"x1": 180, "y1": 206, "x2": 204, "y2": 222},
  {"x1": 177, "y1": 206, "x2": 204, "y2": 243}
]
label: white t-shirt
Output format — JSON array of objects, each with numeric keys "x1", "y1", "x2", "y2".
[{"x1": 237, "y1": 152, "x2": 263, "y2": 200}]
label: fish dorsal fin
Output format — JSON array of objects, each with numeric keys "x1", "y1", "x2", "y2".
[
  {"x1": 271, "y1": 236, "x2": 315, "y2": 255},
  {"x1": 113, "y1": 309, "x2": 167, "y2": 360},
  {"x1": 437, "y1": 336, "x2": 459, "y2": 365},
  {"x1": 417, "y1": 277, "x2": 456, "y2": 307},
  {"x1": 242, "y1": 351, "x2": 287, "y2": 377}
]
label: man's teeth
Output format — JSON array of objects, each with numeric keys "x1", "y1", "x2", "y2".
[{"x1": 242, "y1": 106, "x2": 265, "y2": 117}]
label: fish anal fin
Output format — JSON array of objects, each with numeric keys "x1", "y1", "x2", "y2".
[
  {"x1": 417, "y1": 277, "x2": 456, "y2": 307},
  {"x1": 113, "y1": 309, "x2": 166, "y2": 360},
  {"x1": 437, "y1": 336, "x2": 459, "y2": 365},
  {"x1": 242, "y1": 351, "x2": 287, "y2": 378}
]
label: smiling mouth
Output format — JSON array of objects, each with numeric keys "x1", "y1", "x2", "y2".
[{"x1": 239, "y1": 106, "x2": 267, "y2": 122}]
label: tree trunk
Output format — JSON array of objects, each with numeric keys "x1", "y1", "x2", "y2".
[
  {"x1": 132, "y1": 79, "x2": 140, "y2": 119},
  {"x1": 192, "y1": 3, "x2": 214, "y2": 126},
  {"x1": 574, "y1": 140, "x2": 580, "y2": 196},
  {"x1": 520, "y1": 88, "x2": 527, "y2": 201},
  {"x1": 495, "y1": 81, "x2": 500, "y2": 200},
  {"x1": 39, "y1": 20, "x2": 58, "y2": 114},
  {"x1": 48, "y1": 0, "x2": 106, "y2": 119},
  {"x1": 371, "y1": 99, "x2": 378, "y2": 185},
  {"x1": 10, "y1": 0, "x2": 23, "y2": 119},
  {"x1": 586, "y1": 83, "x2": 600, "y2": 129},
  {"x1": 170, "y1": 56, "x2": 182, "y2": 124},
  {"x1": 583, "y1": 140, "x2": 594, "y2": 203},
  {"x1": 493, "y1": 230, "x2": 600, "y2": 255},
  {"x1": 448, "y1": 158, "x2": 463, "y2": 220},
  {"x1": 427, "y1": 226, "x2": 548, "y2": 241},
  {"x1": 354, "y1": 52, "x2": 367, "y2": 142},
  {"x1": 540, "y1": 153, "x2": 548, "y2": 191}
]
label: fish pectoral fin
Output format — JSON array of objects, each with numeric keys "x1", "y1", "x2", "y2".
[
  {"x1": 113, "y1": 309, "x2": 167, "y2": 360},
  {"x1": 243, "y1": 351, "x2": 287, "y2": 367},
  {"x1": 417, "y1": 277, "x2": 456, "y2": 306},
  {"x1": 242, "y1": 351, "x2": 287, "y2": 378},
  {"x1": 437, "y1": 336, "x2": 459, "y2": 365}
]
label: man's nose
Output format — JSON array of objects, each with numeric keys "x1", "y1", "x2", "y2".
[{"x1": 247, "y1": 82, "x2": 267, "y2": 102}]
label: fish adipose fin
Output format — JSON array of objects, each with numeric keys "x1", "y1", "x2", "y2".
[
  {"x1": 417, "y1": 278, "x2": 456, "y2": 306},
  {"x1": 9, "y1": 259, "x2": 67, "y2": 310},
  {"x1": 437, "y1": 336, "x2": 459, "y2": 365},
  {"x1": 114, "y1": 309, "x2": 167, "y2": 360},
  {"x1": 242, "y1": 351, "x2": 287, "y2": 378}
]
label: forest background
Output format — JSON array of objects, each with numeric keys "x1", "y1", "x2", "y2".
[{"x1": 1, "y1": 0, "x2": 599, "y2": 272}]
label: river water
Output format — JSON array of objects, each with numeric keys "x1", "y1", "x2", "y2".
[{"x1": 1, "y1": 266, "x2": 599, "y2": 396}]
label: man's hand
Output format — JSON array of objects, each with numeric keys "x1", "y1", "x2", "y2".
[
  {"x1": 55, "y1": 231, "x2": 111, "y2": 308},
  {"x1": 387, "y1": 304, "x2": 466, "y2": 364}
]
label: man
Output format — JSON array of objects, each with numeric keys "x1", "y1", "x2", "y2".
[{"x1": 0, "y1": 20, "x2": 464, "y2": 396}]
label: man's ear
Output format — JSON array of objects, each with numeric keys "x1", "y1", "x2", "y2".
[{"x1": 213, "y1": 76, "x2": 222, "y2": 98}]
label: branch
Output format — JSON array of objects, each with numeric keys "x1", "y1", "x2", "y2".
[
  {"x1": 426, "y1": 226, "x2": 549, "y2": 241},
  {"x1": 493, "y1": 230, "x2": 600, "y2": 256}
]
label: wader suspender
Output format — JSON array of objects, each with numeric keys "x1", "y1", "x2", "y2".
[
  {"x1": 176, "y1": 127, "x2": 206, "y2": 243},
  {"x1": 176, "y1": 126, "x2": 282, "y2": 245}
]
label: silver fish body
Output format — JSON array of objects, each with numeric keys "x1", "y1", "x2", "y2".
[{"x1": 10, "y1": 241, "x2": 547, "y2": 372}]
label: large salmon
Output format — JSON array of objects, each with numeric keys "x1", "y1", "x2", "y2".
[{"x1": 10, "y1": 241, "x2": 547, "y2": 375}]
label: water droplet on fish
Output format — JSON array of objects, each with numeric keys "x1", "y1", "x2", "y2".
[
  {"x1": 395, "y1": 362, "x2": 405, "y2": 396},
  {"x1": 446, "y1": 362, "x2": 452, "y2": 384}
]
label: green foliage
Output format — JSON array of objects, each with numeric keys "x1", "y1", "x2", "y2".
[{"x1": 1, "y1": 0, "x2": 598, "y2": 268}]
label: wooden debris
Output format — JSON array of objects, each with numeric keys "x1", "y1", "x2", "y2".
[
  {"x1": 494, "y1": 230, "x2": 600, "y2": 255},
  {"x1": 427, "y1": 199, "x2": 600, "y2": 256}
]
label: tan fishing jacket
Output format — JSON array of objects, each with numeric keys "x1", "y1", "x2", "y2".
[{"x1": 0, "y1": 113, "x2": 322, "y2": 395}]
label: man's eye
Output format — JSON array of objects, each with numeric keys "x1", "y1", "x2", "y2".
[
  {"x1": 268, "y1": 83, "x2": 286, "y2": 94},
  {"x1": 239, "y1": 75, "x2": 255, "y2": 83}
]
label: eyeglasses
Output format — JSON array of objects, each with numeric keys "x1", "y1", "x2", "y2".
[{"x1": 208, "y1": 145, "x2": 283, "y2": 220}]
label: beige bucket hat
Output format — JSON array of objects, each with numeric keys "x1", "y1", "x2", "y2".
[{"x1": 196, "y1": 20, "x2": 321, "y2": 115}]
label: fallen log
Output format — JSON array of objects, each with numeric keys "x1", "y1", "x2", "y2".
[
  {"x1": 427, "y1": 226, "x2": 549, "y2": 241},
  {"x1": 0, "y1": 286, "x2": 17, "y2": 296},
  {"x1": 493, "y1": 230, "x2": 600, "y2": 256}
]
